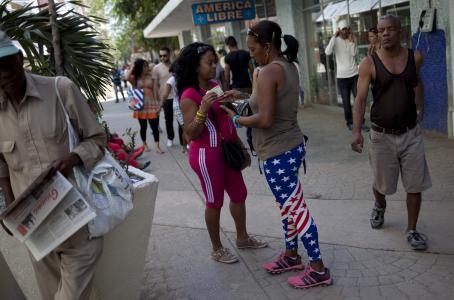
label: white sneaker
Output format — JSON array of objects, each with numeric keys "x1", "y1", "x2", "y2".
[{"x1": 167, "y1": 140, "x2": 173, "y2": 147}]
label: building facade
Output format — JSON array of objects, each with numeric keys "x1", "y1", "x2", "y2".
[{"x1": 144, "y1": 0, "x2": 454, "y2": 138}]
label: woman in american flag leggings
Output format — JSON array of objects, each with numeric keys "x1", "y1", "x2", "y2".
[
  {"x1": 221, "y1": 20, "x2": 332, "y2": 289},
  {"x1": 260, "y1": 143, "x2": 329, "y2": 283}
]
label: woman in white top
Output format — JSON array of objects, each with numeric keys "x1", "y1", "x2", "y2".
[{"x1": 162, "y1": 63, "x2": 187, "y2": 152}]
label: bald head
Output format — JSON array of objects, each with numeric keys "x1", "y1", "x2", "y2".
[{"x1": 379, "y1": 14, "x2": 401, "y2": 29}]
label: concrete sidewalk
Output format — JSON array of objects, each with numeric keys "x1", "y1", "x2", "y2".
[{"x1": 102, "y1": 100, "x2": 454, "y2": 300}]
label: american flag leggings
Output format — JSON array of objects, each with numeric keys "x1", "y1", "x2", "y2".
[{"x1": 263, "y1": 143, "x2": 322, "y2": 262}]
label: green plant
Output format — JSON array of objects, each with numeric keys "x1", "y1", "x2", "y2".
[
  {"x1": 122, "y1": 127, "x2": 138, "y2": 171},
  {"x1": 122, "y1": 128, "x2": 137, "y2": 154},
  {"x1": 101, "y1": 122, "x2": 138, "y2": 171},
  {"x1": 101, "y1": 121, "x2": 112, "y2": 141},
  {"x1": 0, "y1": 0, "x2": 113, "y2": 114}
]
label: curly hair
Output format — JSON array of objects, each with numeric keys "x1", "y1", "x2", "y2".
[
  {"x1": 174, "y1": 42, "x2": 216, "y2": 98},
  {"x1": 131, "y1": 58, "x2": 148, "y2": 80}
]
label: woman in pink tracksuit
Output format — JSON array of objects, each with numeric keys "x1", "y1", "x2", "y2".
[{"x1": 175, "y1": 43, "x2": 267, "y2": 264}]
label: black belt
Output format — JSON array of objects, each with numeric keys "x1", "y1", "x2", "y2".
[{"x1": 371, "y1": 123, "x2": 416, "y2": 135}]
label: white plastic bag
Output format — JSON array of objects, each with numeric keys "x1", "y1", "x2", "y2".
[{"x1": 55, "y1": 77, "x2": 133, "y2": 238}]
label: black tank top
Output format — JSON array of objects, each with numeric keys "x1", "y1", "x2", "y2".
[{"x1": 371, "y1": 49, "x2": 418, "y2": 129}]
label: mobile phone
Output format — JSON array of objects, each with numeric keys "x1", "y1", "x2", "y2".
[
  {"x1": 235, "y1": 100, "x2": 250, "y2": 116},
  {"x1": 219, "y1": 100, "x2": 238, "y2": 114}
]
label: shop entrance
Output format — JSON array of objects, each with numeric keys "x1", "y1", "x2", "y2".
[{"x1": 302, "y1": 0, "x2": 410, "y2": 106}]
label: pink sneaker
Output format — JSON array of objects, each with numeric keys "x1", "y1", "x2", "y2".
[
  {"x1": 262, "y1": 252, "x2": 304, "y2": 274},
  {"x1": 288, "y1": 264, "x2": 333, "y2": 289}
]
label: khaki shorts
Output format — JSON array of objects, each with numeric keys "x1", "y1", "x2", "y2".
[{"x1": 368, "y1": 124, "x2": 432, "y2": 195}]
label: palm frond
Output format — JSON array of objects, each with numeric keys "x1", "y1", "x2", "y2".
[{"x1": 0, "y1": 0, "x2": 113, "y2": 115}]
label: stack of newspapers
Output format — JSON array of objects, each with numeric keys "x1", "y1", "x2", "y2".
[{"x1": 0, "y1": 169, "x2": 95, "y2": 261}]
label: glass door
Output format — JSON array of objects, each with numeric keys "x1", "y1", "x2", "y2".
[{"x1": 303, "y1": 0, "x2": 337, "y2": 105}]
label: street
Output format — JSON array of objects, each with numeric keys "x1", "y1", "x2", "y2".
[{"x1": 102, "y1": 99, "x2": 454, "y2": 300}]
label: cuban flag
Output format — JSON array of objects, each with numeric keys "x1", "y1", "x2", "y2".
[{"x1": 127, "y1": 88, "x2": 144, "y2": 111}]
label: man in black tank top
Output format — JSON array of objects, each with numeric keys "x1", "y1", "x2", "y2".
[{"x1": 351, "y1": 15, "x2": 432, "y2": 251}]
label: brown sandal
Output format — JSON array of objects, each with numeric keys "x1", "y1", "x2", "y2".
[{"x1": 236, "y1": 236, "x2": 268, "y2": 249}]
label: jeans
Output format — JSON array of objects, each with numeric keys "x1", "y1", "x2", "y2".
[
  {"x1": 114, "y1": 84, "x2": 125, "y2": 102},
  {"x1": 163, "y1": 99, "x2": 175, "y2": 141},
  {"x1": 337, "y1": 75, "x2": 358, "y2": 125}
]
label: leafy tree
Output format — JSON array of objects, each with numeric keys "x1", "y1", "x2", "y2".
[
  {"x1": 0, "y1": 0, "x2": 113, "y2": 114},
  {"x1": 104, "y1": 0, "x2": 179, "y2": 61}
]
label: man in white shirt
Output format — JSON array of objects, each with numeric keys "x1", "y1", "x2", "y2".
[{"x1": 326, "y1": 20, "x2": 368, "y2": 131}]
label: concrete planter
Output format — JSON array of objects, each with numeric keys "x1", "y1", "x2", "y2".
[
  {"x1": 91, "y1": 167, "x2": 158, "y2": 300},
  {"x1": 0, "y1": 167, "x2": 158, "y2": 300},
  {"x1": 0, "y1": 252, "x2": 26, "y2": 300}
]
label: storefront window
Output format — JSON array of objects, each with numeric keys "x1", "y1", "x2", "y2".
[
  {"x1": 242, "y1": 0, "x2": 278, "y2": 47},
  {"x1": 302, "y1": 0, "x2": 410, "y2": 105},
  {"x1": 384, "y1": 2, "x2": 411, "y2": 47},
  {"x1": 303, "y1": 2, "x2": 337, "y2": 104},
  {"x1": 255, "y1": 0, "x2": 277, "y2": 18}
]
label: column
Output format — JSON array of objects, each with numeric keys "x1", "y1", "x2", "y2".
[
  {"x1": 448, "y1": 0, "x2": 454, "y2": 137},
  {"x1": 411, "y1": 0, "x2": 452, "y2": 136},
  {"x1": 178, "y1": 30, "x2": 193, "y2": 48},
  {"x1": 225, "y1": 21, "x2": 245, "y2": 49},
  {"x1": 275, "y1": 0, "x2": 311, "y2": 105},
  {"x1": 195, "y1": 24, "x2": 212, "y2": 43}
]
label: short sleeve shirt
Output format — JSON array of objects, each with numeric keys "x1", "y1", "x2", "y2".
[
  {"x1": 152, "y1": 63, "x2": 173, "y2": 100},
  {"x1": 224, "y1": 50, "x2": 252, "y2": 88}
]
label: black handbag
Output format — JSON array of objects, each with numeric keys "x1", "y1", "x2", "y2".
[
  {"x1": 210, "y1": 108, "x2": 251, "y2": 171},
  {"x1": 221, "y1": 139, "x2": 250, "y2": 171}
]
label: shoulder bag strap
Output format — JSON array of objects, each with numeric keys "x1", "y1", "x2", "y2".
[{"x1": 54, "y1": 76, "x2": 79, "y2": 151}]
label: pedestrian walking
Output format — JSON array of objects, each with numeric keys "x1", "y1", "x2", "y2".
[
  {"x1": 222, "y1": 20, "x2": 333, "y2": 289},
  {"x1": 128, "y1": 58, "x2": 163, "y2": 154},
  {"x1": 217, "y1": 48, "x2": 227, "y2": 69},
  {"x1": 214, "y1": 55, "x2": 227, "y2": 91},
  {"x1": 351, "y1": 15, "x2": 431, "y2": 251},
  {"x1": 325, "y1": 20, "x2": 368, "y2": 131},
  {"x1": 224, "y1": 36, "x2": 254, "y2": 94},
  {"x1": 152, "y1": 47, "x2": 175, "y2": 147},
  {"x1": 367, "y1": 27, "x2": 380, "y2": 56},
  {"x1": 176, "y1": 42, "x2": 267, "y2": 264},
  {"x1": 162, "y1": 62, "x2": 187, "y2": 153},
  {"x1": 122, "y1": 64, "x2": 129, "y2": 89},
  {"x1": 0, "y1": 31, "x2": 106, "y2": 300},
  {"x1": 112, "y1": 67, "x2": 126, "y2": 103}
]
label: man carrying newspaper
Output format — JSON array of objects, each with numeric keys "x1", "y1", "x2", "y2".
[{"x1": 0, "y1": 31, "x2": 106, "y2": 300}]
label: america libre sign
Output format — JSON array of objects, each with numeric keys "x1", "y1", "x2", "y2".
[{"x1": 192, "y1": 0, "x2": 255, "y2": 25}]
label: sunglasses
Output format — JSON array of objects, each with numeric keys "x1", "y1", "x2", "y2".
[
  {"x1": 247, "y1": 28, "x2": 259, "y2": 38},
  {"x1": 197, "y1": 45, "x2": 211, "y2": 54}
]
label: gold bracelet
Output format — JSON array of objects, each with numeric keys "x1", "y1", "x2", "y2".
[
  {"x1": 194, "y1": 115, "x2": 206, "y2": 125},
  {"x1": 196, "y1": 110, "x2": 207, "y2": 118}
]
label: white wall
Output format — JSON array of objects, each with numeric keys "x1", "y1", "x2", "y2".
[{"x1": 275, "y1": 0, "x2": 310, "y2": 104}]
